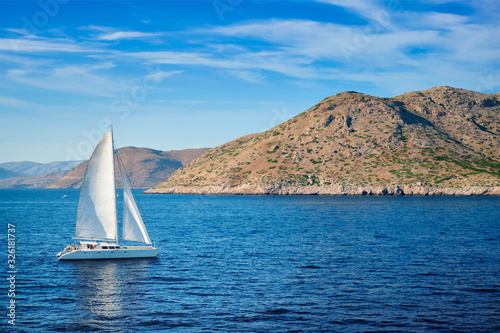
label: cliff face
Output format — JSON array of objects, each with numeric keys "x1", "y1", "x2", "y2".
[
  {"x1": 47, "y1": 147, "x2": 209, "y2": 189},
  {"x1": 147, "y1": 86, "x2": 500, "y2": 195}
]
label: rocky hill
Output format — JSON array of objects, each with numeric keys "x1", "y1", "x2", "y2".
[
  {"x1": 147, "y1": 86, "x2": 500, "y2": 195},
  {"x1": 46, "y1": 147, "x2": 208, "y2": 189}
]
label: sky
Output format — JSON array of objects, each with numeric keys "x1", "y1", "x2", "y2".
[{"x1": 0, "y1": 0, "x2": 499, "y2": 163}]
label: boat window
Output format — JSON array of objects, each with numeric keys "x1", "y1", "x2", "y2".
[
  {"x1": 109, "y1": 246, "x2": 115, "y2": 249},
  {"x1": 102, "y1": 246, "x2": 108, "y2": 249}
]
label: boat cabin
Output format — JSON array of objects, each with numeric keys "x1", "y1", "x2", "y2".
[{"x1": 79, "y1": 241, "x2": 122, "y2": 250}]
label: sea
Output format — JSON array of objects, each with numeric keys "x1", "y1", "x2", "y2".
[{"x1": 0, "y1": 189, "x2": 499, "y2": 332}]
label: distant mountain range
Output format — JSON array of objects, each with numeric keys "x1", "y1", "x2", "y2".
[
  {"x1": 0, "y1": 170, "x2": 68, "y2": 188},
  {"x1": 0, "y1": 147, "x2": 208, "y2": 189},
  {"x1": 0, "y1": 160, "x2": 84, "y2": 188},
  {"x1": 0, "y1": 160, "x2": 84, "y2": 177},
  {"x1": 147, "y1": 86, "x2": 500, "y2": 195},
  {"x1": 0, "y1": 167, "x2": 24, "y2": 180}
]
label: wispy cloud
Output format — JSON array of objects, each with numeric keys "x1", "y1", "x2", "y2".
[
  {"x1": 6, "y1": 63, "x2": 129, "y2": 98},
  {"x1": 145, "y1": 70, "x2": 184, "y2": 82},
  {"x1": 97, "y1": 31, "x2": 162, "y2": 41},
  {"x1": 0, "y1": 95, "x2": 42, "y2": 110},
  {"x1": 225, "y1": 70, "x2": 266, "y2": 84},
  {"x1": 3, "y1": 8, "x2": 497, "y2": 97},
  {"x1": 0, "y1": 37, "x2": 95, "y2": 53},
  {"x1": 126, "y1": 49, "x2": 314, "y2": 79},
  {"x1": 0, "y1": 2, "x2": 497, "y2": 97},
  {"x1": 195, "y1": 10, "x2": 498, "y2": 90},
  {"x1": 315, "y1": 0, "x2": 388, "y2": 19},
  {"x1": 80, "y1": 25, "x2": 163, "y2": 41}
]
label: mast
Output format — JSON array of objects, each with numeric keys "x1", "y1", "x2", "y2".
[{"x1": 111, "y1": 125, "x2": 119, "y2": 245}]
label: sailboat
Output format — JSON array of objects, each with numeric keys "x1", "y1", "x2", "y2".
[{"x1": 57, "y1": 127, "x2": 160, "y2": 260}]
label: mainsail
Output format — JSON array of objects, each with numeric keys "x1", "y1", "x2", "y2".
[
  {"x1": 74, "y1": 130, "x2": 117, "y2": 240},
  {"x1": 119, "y1": 158, "x2": 152, "y2": 244}
]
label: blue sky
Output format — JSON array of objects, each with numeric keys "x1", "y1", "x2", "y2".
[{"x1": 0, "y1": 0, "x2": 499, "y2": 163}]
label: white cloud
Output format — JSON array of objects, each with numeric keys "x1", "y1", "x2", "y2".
[
  {"x1": 3, "y1": 12, "x2": 495, "y2": 96},
  {"x1": 0, "y1": 37, "x2": 93, "y2": 53},
  {"x1": 6, "y1": 65, "x2": 129, "y2": 98},
  {"x1": 209, "y1": 14, "x2": 499, "y2": 71},
  {"x1": 225, "y1": 70, "x2": 266, "y2": 84},
  {"x1": 96, "y1": 31, "x2": 162, "y2": 41},
  {"x1": 127, "y1": 49, "x2": 315, "y2": 79},
  {"x1": 315, "y1": 0, "x2": 392, "y2": 22},
  {"x1": 315, "y1": 0, "x2": 383, "y2": 13},
  {"x1": 80, "y1": 25, "x2": 163, "y2": 41},
  {"x1": 416, "y1": 12, "x2": 469, "y2": 27},
  {"x1": 1, "y1": 2, "x2": 498, "y2": 104},
  {"x1": 145, "y1": 70, "x2": 184, "y2": 82},
  {"x1": 53, "y1": 62, "x2": 116, "y2": 77},
  {"x1": 0, "y1": 95, "x2": 42, "y2": 110},
  {"x1": 206, "y1": 19, "x2": 438, "y2": 64}
]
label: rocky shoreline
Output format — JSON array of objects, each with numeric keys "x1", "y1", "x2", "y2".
[{"x1": 145, "y1": 184, "x2": 500, "y2": 196}]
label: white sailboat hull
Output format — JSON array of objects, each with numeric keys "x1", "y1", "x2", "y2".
[{"x1": 58, "y1": 246, "x2": 160, "y2": 261}]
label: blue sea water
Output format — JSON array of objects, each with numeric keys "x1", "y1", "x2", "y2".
[{"x1": 0, "y1": 189, "x2": 499, "y2": 332}]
